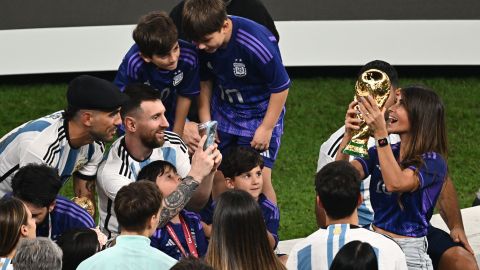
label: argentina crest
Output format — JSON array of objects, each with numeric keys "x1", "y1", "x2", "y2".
[
  {"x1": 173, "y1": 70, "x2": 184, "y2": 86},
  {"x1": 233, "y1": 59, "x2": 247, "y2": 77}
]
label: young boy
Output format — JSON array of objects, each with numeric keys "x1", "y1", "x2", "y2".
[
  {"x1": 202, "y1": 147, "x2": 280, "y2": 249},
  {"x1": 182, "y1": 0, "x2": 291, "y2": 203},
  {"x1": 114, "y1": 11, "x2": 200, "y2": 144},
  {"x1": 137, "y1": 160, "x2": 208, "y2": 260}
]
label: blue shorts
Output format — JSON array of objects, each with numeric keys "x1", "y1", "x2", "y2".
[
  {"x1": 217, "y1": 130, "x2": 281, "y2": 169},
  {"x1": 426, "y1": 225, "x2": 463, "y2": 269}
]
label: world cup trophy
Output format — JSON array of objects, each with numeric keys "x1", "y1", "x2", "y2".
[
  {"x1": 342, "y1": 69, "x2": 391, "y2": 158},
  {"x1": 72, "y1": 196, "x2": 95, "y2": 217}
]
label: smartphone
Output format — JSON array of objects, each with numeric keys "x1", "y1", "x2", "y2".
[{"x1": 198, "y1": 121, "x2": 218, "y2": 151}]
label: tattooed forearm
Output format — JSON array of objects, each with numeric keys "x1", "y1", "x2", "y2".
[{"x1": 158, "y1": 176, "x2": 199, "y2": 227}]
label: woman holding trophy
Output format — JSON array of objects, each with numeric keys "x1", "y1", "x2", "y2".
[{"x1": 336, "y1": 71, "x2": 448, "y2": 270}]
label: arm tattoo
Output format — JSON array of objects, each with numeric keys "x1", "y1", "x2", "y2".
[{"x1": 158, "y1": 176, "x2": 199, "y2": 227}]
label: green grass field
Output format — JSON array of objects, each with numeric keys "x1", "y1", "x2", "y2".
[{"x1": 1, "y1": 74, "x2": 479, "y2": 240}]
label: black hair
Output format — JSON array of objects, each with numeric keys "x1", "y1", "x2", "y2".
[
  {"x1": 57, "y1": 228, "x2": 99, "y2": 270},
  {"x1": 330, "y1": 241, "x2": 378, "y2": 270},
  {"x1": 315, "y1": 161, "x2": 360, "y2": 220},
  {"x1": 358, "y1": 60, "x2": 399, "y2": 89},
  {"x1": 220, "y1": 146, "x2": 264, "y2": 179},
  {"x1": 12, "y1": 164, "x2": 61, "y2": 207},
  {"x1": 120, "y1": 83, "x2": 161, "y2": 120},
  {"x1": 137, "y1": 160, "x2": 177, "y2": 182}
]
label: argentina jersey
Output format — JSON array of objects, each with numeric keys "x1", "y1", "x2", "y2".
[
  {"x1": 0, "y1": 111, "x2": 104, "y2": 197},
  {"x1": 317, "y1": 126, "x2": 401, "y2": 226},
  {"x1": 286, "y1": 224, "x2": 408, "y2": 270},
  {"x1": 97, "y1": 131, "x2": 191, "y2": 237},
  {"x1": 114, "y1": 39, "x2": 200, "y2": 125},
  {"x1": 150, "y1": 210, "x2": 208, "y2": 260},
  {"x1": 199, "y1": 16, "x2": 291, "y2": 138},
  {"x1": 355, "y1": 143, "x2": 447, "y2": 237}
]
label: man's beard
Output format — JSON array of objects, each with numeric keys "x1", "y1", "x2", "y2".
[
  {"x1": 90, "y1": 129, "x2": 114, "y2": 143},
  {"x1": 140, "y1": 131, "x2": 165, "y2": 149}
]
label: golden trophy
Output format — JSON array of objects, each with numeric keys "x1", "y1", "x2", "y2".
[
  {"x1": 72, "y1": 196, "x2": 95, "y2": 217},
  {"x1": 342, "y1": 69, "x2": 391, "y2": 158}
]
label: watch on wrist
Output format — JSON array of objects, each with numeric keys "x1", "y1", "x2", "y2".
[{"x1": 375, "y1": 137, "x2": 390, "y2": 148}]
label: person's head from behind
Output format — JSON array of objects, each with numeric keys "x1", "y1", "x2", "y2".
[
  {"x1": 64, "y1": 75, "x2": 125, "y2": 142},
  {"x1": 222, "y1": 147, "x2": 264, "y2": 200},
  {"x1": 137, "y1": 160, "x2": 181, "y2": 197},
  {"x1": 14, "y1": 237, "x2": 63, "y2": 270},
  {"x1": 183, "y1": 0, "x2": 229, "y2": 53},
  {"x1": 0, "y1": 197, "x2": 36, "y2": 257},
  {"x1": 206, "y1": 190, "x2": 285, "y2": 270},
  {"x1": 170, "y1": 256, "x2": 214, "y2": 270},
  {"x1": 358, "y1": 60, "x2": 399, "y2": 109},
  {"x1": 12, "y1": 164, "x2": 62, "y2": 225},
  {"x1": 133, "y1": 11, "x2": 180, "y2": 71},
  {"x1": 389, "y1": 86, "x2": 447, "y2": 164},
  {"x1": 315, "y1": 161, "x2": 361, "y2": 223},
  {"x1": 56, "y1": 228, "x2": 100, "y2": 270},
  {"x1": 329, "y1": 241, "x2": 378, "y2": 270},
  {"x1": 114, "y1": 181, "x2": 163, "y2": 236},
  {"x1": 121, "y1": 83, "x2": 169, "y2": 147}
]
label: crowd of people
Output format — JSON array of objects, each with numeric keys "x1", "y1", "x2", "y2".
[{"x1": 0, "y1": 0, "x2": 478, "y2": 269}]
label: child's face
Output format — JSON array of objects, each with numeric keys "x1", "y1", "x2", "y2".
[
  {"x1": 194, "y1": 20, "x2": 229, "y2": 53},
  {"x1": 155, "y1": 167, "x2": 182, "y2": 197},
  {"x1": 142, "y1": 42, "x2": 180, "y2": 71},
  {"x1": 226, "y1": 166, "x2": 263, "y2": 200}
]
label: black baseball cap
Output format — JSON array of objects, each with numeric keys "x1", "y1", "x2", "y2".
[{"x1": 67, "y1": 75, "x2": 128, "y2": 111}]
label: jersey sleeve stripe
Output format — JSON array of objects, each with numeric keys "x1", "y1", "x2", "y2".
[
  {"x1": 238, "y1": 29, "x2": 273, "y2": 59},
  {"x1": 179, "y1": 56, "x2": 194, "y2": 67},
  {"x1": 180, "y1": 51, "x2": 197, "y2": 63},
  {"x1": 0, "y1": 164, "x2": 19, "y2": 184},
  {"x1": 270, "y1": 79, "x2": 291, "y2": 92},
  {"x1": 328, "y1": 133, "x2": 345, "y2": 158},
  {"x1": 268, "y1": 36, "x2": 277, "y2": 42},
  {"x1": 55, "y1": 203, "x2": 95, "y2": 227},
  {"x1": 180, "y1": 47, "x2": 196, "y2": 56},
  {"x1": 56, "y1": 199, "x2": 95, "y2": 224},
  {"x1": 237, "y1": 35, "x2": 269, "y2": 64},
  {"x1": 127, "y1": 55, "x2": 143, "y2": 79},
  {"x1": 103, "y1": 198, "x2": 113, "y2": 239}
]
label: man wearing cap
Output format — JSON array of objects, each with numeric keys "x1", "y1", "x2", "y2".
[{"x1": 0, "y1": 75, "x2": 127, "y2": 200}]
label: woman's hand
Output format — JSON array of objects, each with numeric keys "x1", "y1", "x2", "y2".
[{"x1": 358, "y1": 96, "x2": 388, "y2": 138}]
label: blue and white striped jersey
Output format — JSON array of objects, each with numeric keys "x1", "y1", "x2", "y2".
[
  {"x1": 200, "y1": 16, "x2": 291, "y2": 138},
  {"x1": 316, "y1": 126, "x2": 400, "y2": 226},
  {"x1": 287, "y1": 224, "x2": 407, "y2": 270},
  {"x1": 114, "y1": 40, "x2": 200, "y2": 125},
  {"x1": 97, "y1": 131, "x2": 190, "y2": 237},
  {"x1": 0, "y1": 111, "x2": 105, "y2": 197}
]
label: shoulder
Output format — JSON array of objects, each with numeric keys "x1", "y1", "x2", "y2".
[
  {"x1": 231, "y1": 16, "x2": 278, "y2": 64},
  {"x1": 259, "y1": 194, "x2": 278, "y2": 212},
  {"x1": 123, "y1": 45, "x2": 146, "y2": 76},
  {"x1": 163, "y1": 131, "x2": 188, "y2": 154},
  {"x1": 53, "y1": 196, "x2": 95, "y2": 226},
  {"x1": 178, "y1": 40, "x2": 199, "y2": 69}
]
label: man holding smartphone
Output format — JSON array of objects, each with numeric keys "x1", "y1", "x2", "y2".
[{"x1": 96, "y1": 83, "x2": 221, "y2": 239}]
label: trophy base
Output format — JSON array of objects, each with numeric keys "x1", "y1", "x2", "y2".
[{"x1": 342, "y1": 140, "x2": 369, "y2": 158}]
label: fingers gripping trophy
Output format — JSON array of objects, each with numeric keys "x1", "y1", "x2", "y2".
[{"x1": 342, "y1": 69, "x2": 391, "y2": 158}]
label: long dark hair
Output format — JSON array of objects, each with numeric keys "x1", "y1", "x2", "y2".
[
  {"x1": 205, "y1": 190, "x2": 285, "y2": 270},
  {"x1": 399, "y1": 86, "x2": 448, "y2": 168},
  {"x1": 330, "y1": 241, "x2": 378, "y2": 270},
  {"x1": 0, "y1": 197, "x2": 29, "y2": 256},
  {"x1": 57, "y1": 228, "x2": 100, "y2": 270}
]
